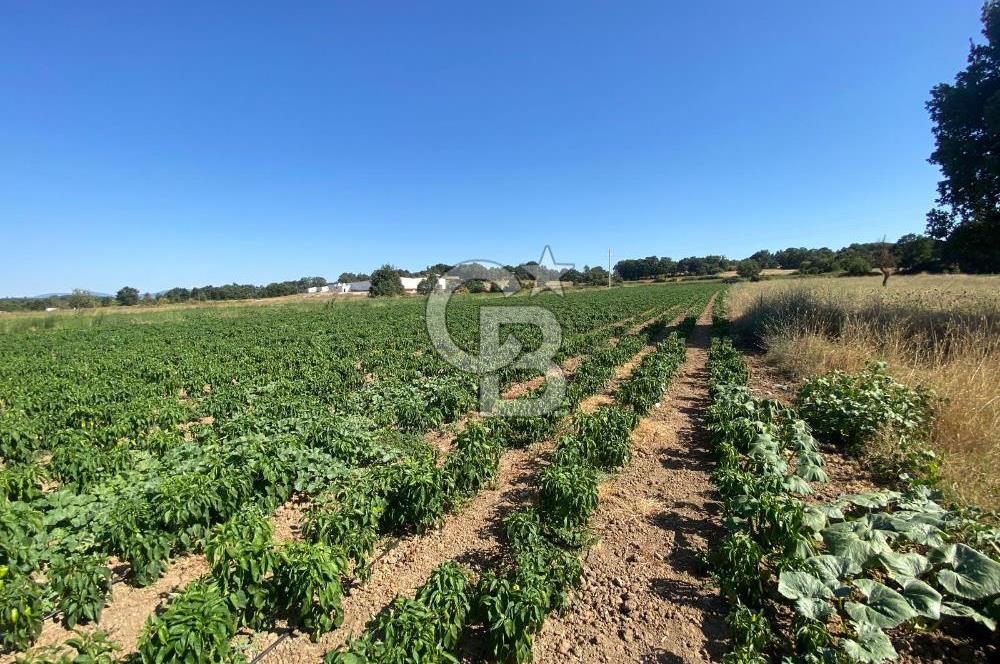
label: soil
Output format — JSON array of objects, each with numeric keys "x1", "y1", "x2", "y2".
[{"x1": 532, "y1": 297, "x2": 730, "y2": 663}]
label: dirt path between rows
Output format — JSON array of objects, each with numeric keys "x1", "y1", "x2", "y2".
[{"x1": 533, "y1": 298, "x2": 729, "y2": 664}]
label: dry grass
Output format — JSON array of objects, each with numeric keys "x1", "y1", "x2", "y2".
[{"x1": 728, "y1": 274, "x2": 1000, "y2": 509}]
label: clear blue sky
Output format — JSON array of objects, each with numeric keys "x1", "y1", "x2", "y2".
[{"x1": 0, "y1": 1, "x2": 985, "y2": 296}]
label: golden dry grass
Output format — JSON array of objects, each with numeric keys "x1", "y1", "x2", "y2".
[{"x1": 728, "y1": 274, "x2": 1000, "y2": 509}]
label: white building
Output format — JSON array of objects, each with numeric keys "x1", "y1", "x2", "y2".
[
  {"x1": 305, "y1": 285, "x2": 331, "y2": 294},
  {"x1": 347, "y1": 281, "x2": 372, "y2": 293}
]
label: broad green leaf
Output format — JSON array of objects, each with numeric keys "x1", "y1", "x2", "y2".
[
  {"x1": 778, "y1": 570, "x2": 833, "y2": 600},
  {"x1": 845, "y1": 579, "x2": 918, "y2": 628},
  {"x1": 940, "y1": 601, "x2": 997, "y2": 630},
  {"x1": 802, "y1": 507, "x2": 828, "y2": 534},
  {"x1": 878, "y1": 551, "x2": 930, "y2": 583},
  {"x1": 934, "y1": 544, "x2": 1000, "y2": 601},
  {"x1": 900, "y1": 578, "x2": 941, "y2": 619},
  {"x1": 806, "y1": 554, "x2": 859, "y2": 582},
  {"x1": 783, "y1": 475, "x2": 813, "y2": 496},
  {"x1": 796, "y1": 460, "x2": 829, "y2": 483},
  {"x1": 840, "y1": 624, "x2": 898, "y2": 663}
]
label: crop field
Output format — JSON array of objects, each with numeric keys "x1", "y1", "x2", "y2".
[{"x1": 1, "y1": 279, "x2": 998, "y2": 664}]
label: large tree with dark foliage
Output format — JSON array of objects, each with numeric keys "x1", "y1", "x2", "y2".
[
  {"x1": 368, "y1": 264, "x2": 404, "y2": 298},
  {"x1": 926, "y1": 1, "x2": 1000, "y2": 272},
  {"x1": 115, "y1": 286, "x2": 140, "y2": 306}
]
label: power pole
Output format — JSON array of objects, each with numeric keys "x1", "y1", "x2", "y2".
[{"x1": 608, "y1": 249, "x2": 612, "y2": 289}]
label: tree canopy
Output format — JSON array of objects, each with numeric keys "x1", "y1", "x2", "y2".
[
  {"x1": 368, "y1": 264, "x2": 405, "y2": 298},
  {"x1": 115, "y1": 286, "x2": 140, "y2": 306},
  {"x1": 926, "y1": 1, "x2": 1000, "y2": 272}
]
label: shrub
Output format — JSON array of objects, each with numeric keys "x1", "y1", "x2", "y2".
[
  {"x1": 204, "y1": 506, "x2": 275, "y2": 628},
  {"x1": 796, "y1": 362, "x2": 934, "y2": 451},
  {"x1": 442, "y1": 422, "x2": 504, "y2": 501},
  {"x1": 368, "y1": 265, "x2": 404, "y2": 298},
  {"x1": 383, "y1": 457, "x2": 447, "y2": 534}
]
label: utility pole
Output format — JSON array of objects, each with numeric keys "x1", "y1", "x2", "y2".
[{"x1": 608, "y1": 249, "x2": 612, "y2": 290}]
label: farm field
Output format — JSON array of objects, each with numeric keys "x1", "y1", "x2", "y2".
[{"x1": 2, "y1": 279, "x2": 999, "y2": 664}]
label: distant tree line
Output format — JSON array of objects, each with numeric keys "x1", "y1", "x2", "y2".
[{"x1": 613, "y1": 234, "x2": 947, "y2": 282}]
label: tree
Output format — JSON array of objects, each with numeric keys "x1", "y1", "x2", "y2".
[
  {"x1": 489, "y1": 282, "x2": 504, "y2": 293},
  {"x1": 839, "y1": 253, "x2": 873, "y2": 276},
  {"x1": 115, "y1": 287, "x2": 140, "y2": 306},
  {"x1": 466, "y1": 279, "x2": 488, "y2": 294},
  {"x1": 337, "y1": 272, "x2": 369, "y2": 284},
  {"x1": 735, "y1": 259, "x2": 762, "y2": 281},
  {"x1": 895, "y1": 234, "x2": 940, "y2": 272},
  {"x1": 871, "y1": 238, "x2": 897, "y2": 287},
  {"x1": 416, "y1": 274, "x2": 438, "y2": 295},
  {"x1": 925, "y1": 1, "x2": 1000, "y2": 272},
  {"x1": 368, "y1": 265, "x2": 404, "y2": 298},
  {"x1": 67, "y1": 289, "x2": 95, "y2": 309}
]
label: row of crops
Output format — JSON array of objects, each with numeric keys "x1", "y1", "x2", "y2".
[
  {"x1": 706, "y1": 303, "x2": 1000, "y2": 662},
  {"x1": 323, "y1": 317, "x2": 698, "y2": 664},
  {"x1": 0, "y1": 283, "x2": 719, "y2": 660}
]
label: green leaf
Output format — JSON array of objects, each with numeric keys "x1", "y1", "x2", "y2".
[
  {"x1": 878, "y1": 551, "x2": 930, "y2": 583},
  {"x1": 840, "y1": 624, "x2": 898, "y2": 663},
  {"x1": 934, "y1": 544, "x2": 1000, "y2": 601},
  {"x1": 778, "y1": 571, "x2": 833, "y2": 600},
  {"x1": 844, "y1": 579, "x2": 918, "y2": 629},
  {"x1": 940, "y1": 601, "x2": 997, "y2": 630},
  {"x1": 900, "y1": 578, "x2": 942, "y2": 620},
  {"x1": 806, "y1": 554, "x2": 859, "y2": 582},
  {"x1": 783, "y1": 475, "x2": 813, "y2": 496}
]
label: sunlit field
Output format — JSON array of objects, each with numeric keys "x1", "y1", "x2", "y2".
[{"x1": 729, "y1": 273, "x2": 1000, "y2": 509}]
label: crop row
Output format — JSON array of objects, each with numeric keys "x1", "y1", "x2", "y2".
[
  {"x1": 322, "y1": 320, "x2": 695, "y2": 663},
  {"x1": 705, "y1": 312, "x2": 1000, "y2": 663}
]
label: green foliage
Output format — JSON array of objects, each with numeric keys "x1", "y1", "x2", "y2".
[
  {"x1": 136, "y1": 578, "x2": 238, "y2": 663},
  {"x1": 442, "y1": 421, "x2": 504, "y2": 501},
  {"x1": 368, "y1": 265, "x2": 405, "y2": 298},
  {"x1": 115, "y1": 287, "x2": 140, "y2": 307},
  {"x1": 736, "y1": 259, "x2": 762, "y2": 281},
  {"x1": 925, "y1": 1, "x2": 1000, "y2": 272},
  {"x1": 271, "y1": 541, "x2": 347, "y2": 641},
  {"x1": 48, "y1": 554, "x2": 112, "y2": 628},
  {"x1": 16, "y1": 630, "x2": 120, "y2": 664},
  {"x1": 382, "y1": 457, "x2": 447, "y2": 535},
  {"x1": 0, "y1": 568, "x2": 46, "y2": 653},
  {"x1": 325, "y1": 562, "x2": 471, "y2": 664},
  {"x1": 797, "y1": 362, "x2": 935, "y2": 452},
  {"x1": 303, "y1": 482, "x2": 385, "y2": 580},
  {"x1": 537, "y1": 459, "x2": 598, "y2": 533},
  {"x1": 204, "y1": 506, "x2": 275, "y2": 629}
]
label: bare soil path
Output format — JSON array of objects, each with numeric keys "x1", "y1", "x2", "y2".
[{"x1": 533, "y1": 299, "x2": 730, "y2": 664}]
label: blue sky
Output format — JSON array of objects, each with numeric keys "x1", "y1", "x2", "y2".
[{"x1": 0, "y1": 1, "x2": 985, "y2": 296}]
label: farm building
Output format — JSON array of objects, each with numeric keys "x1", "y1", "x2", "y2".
[
  {"x1": 347, "y1": 281, "x2": 371, "y2": 293},
  {"x1": 305, "y1": 285, "x2": 331, "y2": 294}
]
